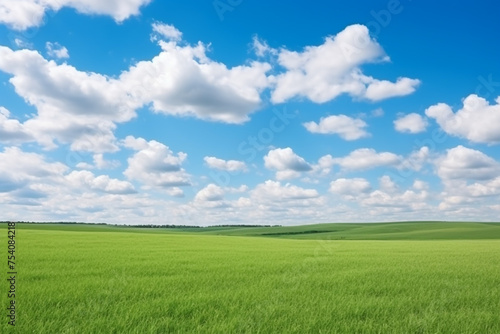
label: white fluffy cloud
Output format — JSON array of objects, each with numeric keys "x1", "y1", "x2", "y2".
[
  {"x1": 333, "y1": 148, "x2": 401, "y2": 171},
  {"x1": 324, "y1": 176, "x2": 431, "y2": 215},
  {"x1": 0, "y1": 147, "x2": 67, "y2": 195},
  {"x1": 328, "y1": 175, "x2": 431, "y2": 216},
  {"x1": 194, "y1": 184, "x2": 225, "y2": 202},
  {"x1": 378, "y1": 175, "x2": 399, "y2": 194},
  {"x1": 174, "y1": 180, "x2": 327, "y2": 226},
  {"x1": 398, "y1": 147, "x2": 430, "y2": 172},
  {"x1": 271, "y1": 24, "x2": 420, "y2": 104},
  {"x1": 45, "y1": 42, "x2": 69, "y2": 59},
  {"x1": 425, "y1": 94, "x2": 500, "y2": 144},
  {"x1": 362, "y1": 187, "x2": 430, "y2": 210},
  {"x1": 252, "y1": 36, "x2": 277, "y2": 57},
  {"x1": 311, "y1": 147, "x2": 429, "y2": 176},
  {"x1": 330, "y1": 178, "x2": 371, "y2": 196},
  {"x1": 0, "y1": 107, "x2": 33, "y2": 143},
  {"x1": 436, "y1": 145, "x2": 500, "y2": 181},
  {"x1": 0, "y1": 146, "x2": 142, "y2": 219},
  {"x1": 66, "y1": 170, "x2": 136, "y2": 194},
  {"x1": 394, "y1": 113, "x2": 428, "y2": 134},
  {"x1": 204, "y1": 156, "x2": 247, "y2": 172},
  {"x1": 461, "y1": 177, "x2": 500, "y2": 198},
  {"x1": 192, "y1": 184, "x2": 248, "y2": 209},
  {"x1": 121, "y1": 38, "x2": 271, "y2": 124},
  {"x1": 428, "y1": 146, "x2": 500, "y2": 214},
  {"x1": 92, "y1": 154, "x2": 119, "y2": 170},
  {"x1": 151, "y1": 22, "x2": 182, "y2": 42},
  {"x1": 0, "y1": 46, "x2": 140, "y2": 152},
  {"x1": 364, "y1": 77, "x2": 420, "y2": 102},
  {"x1": 438, "y1": 176, "x2": 500, "y2": 213},
  {"x1": 123, "y1": 136, "x2": 191, "y2": 190},
  {"x1": 264, "y1": 148, "x2": 312, "y2": 180},
  {"x1": 75, "y1": 154, "x2": 120, "y2": 170},
  {"x1": 313, "y1": 154, "x2": 336, "y2": 176},
  {"x1": 0, "y1": 0, "x2": 152, "y2": 30},
  {"x1": 251, "y1": 180, "x2": 319, "y2": 201},
  {"x1": 303, "y1": 114, "x2": 369, "y2": 140}
]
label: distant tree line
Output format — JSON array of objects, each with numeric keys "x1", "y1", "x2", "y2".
[
  {"x1": 0, "y1": 221, "x2": 281, "y2": 228},
  {"x1": 0, "y1": 221, "x2": 106, "y2": 225},
  {"x1": 126, "y1": 224, "x2": 202, "y2": 229},
  {"x1": 210, "y1": 224, "x2": 282, "y2": 228}
]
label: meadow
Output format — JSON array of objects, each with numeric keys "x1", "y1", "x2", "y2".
[{"x1": 1, "y1": 222, "x2": 500, "y2": 333}]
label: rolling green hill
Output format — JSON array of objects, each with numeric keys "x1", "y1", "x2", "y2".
[
  {"x1": 202, "y1": 221, "x2": 500, "y2": 240},
  {"x1": 7, "y1": 221, "x2": 500, "y2": 240}
]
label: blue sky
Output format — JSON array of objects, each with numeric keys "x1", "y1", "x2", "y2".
[{"x1": 1, "y1": 0, "x2": 500, "y2": 225}]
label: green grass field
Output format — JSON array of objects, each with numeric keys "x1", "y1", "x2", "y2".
[{"x1": 2, "y1": 222, "x2": 500, "y2": 333}]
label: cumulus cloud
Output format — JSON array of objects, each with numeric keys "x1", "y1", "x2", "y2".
[
  {"x1": 362, "y1": 187, "x2": 429, "y2": 210},
  {"x1": 204, "y1": 156, "x2": 247, "y2": 172},
  {"x1": 46, "y1": 42, "x2": 69, "y2": 59},
  {"x1": 0, "y1": 146, "x2": 67, "y2": 197},
  {"x1": 191, "y1": 184, "x2": 250, "y2": 210},
  {"x1": 431, "y1": 146, "x2": 500, "y2": 213},
  {"x1": 123, "y1": 136, "x2": 191, "y2": 189},
  {"x1": 333, "y1": 148, "x2": 401, "y2": 171},
  {"x1": 436, "y1": 145, "x2": 500, "y2": 181},
  {"x1": 364, "y1": 77, "x2": 420, "y2": 101},
  {"x1": 0, "y1": 107, "x2": 33, "y2": 143},
  {"x1": 312, "y1": 147, "x2": 429, "y2": 176},
  {"x1": 151, "y1": 22, "x2": 182, "y2": 42},
  {"x1": 66, "y1": 170, "x2": 136, "y2": 194},
  {"x1": 252, "y1": 36, "x2": 278, "y2": 57},
  {"x1": 92, "y1": 154, "x2": 120, "y2": 169},
  {"x1": 0, "y1": 0, "x2": 152, "y2": 30},
  {"x1": 325, "y1": 176, "x2": 431, "y2": 214},
  {"x1": 310, "y1": 146, "x2": 430, "y2": 179},
  {"x1": 438, "y1": 176, "x2": 500, "y2": 213},
  {"x1": 312, "y1": 154, "x2": 336, "y2": 176},
  {"x1": 303, "y1": 114, "x2": 369, "y2": 140},
  {"x1": 264, "y1": 148, "x2": 312, "y2": 171},
  {"x1": 264, "y1": 148, "x2": 312, "y2": 180},
  {"x1": 378, "y1": 175, "x2": 399, "y2": 194},
  {"x1": 412, "y1": 180, "x2": 429, "y2": 191},
  {"x1": 194, "y1": 184, "x2": 225, "y2": 202},
  {"x1": 425, "y1": 94, "x2": 500, "y2": 144},
  {"x1": 330, "y1": 178, "x2": 371, "y2": 197},
  {"x1": 0, "y1": 46, "x2": 140, "y2": 152},
  {"x1": 270, "y1": 24, "x2": 420, "y2": 104},
  {"x1": 464, "y1": 177, "x2": 500, "y2": 198},
  {"x1": 0, "y1": 147, "x2": 142, "y2": 220},
  {"x1": 399, "y1": 147, "x2": 430, "y2": 172},
  {"x1": 121, "y1": 38, "x2": 271, "y2": 124},
  {"x1": 166, "y1": 187, "x2": 185, "y2": 198},
  {"x1": 394, "y1": 113, "x2": 428, "y2": 134},
  {"x1": 0, "y1": 147, "x2": 145, "y2": 220},
  {"x1": 14, "y1": 38, "x2": 32, "y2": 49},
  {"x1": 76, "y1": 154, "x2": 120, "y2": 170},
  {"x1": 174, "y1": 181, "x2": 328, "y2": 226},
  {"x1": 251, "y1": 180, "x2": 319, "y2": 201}
]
